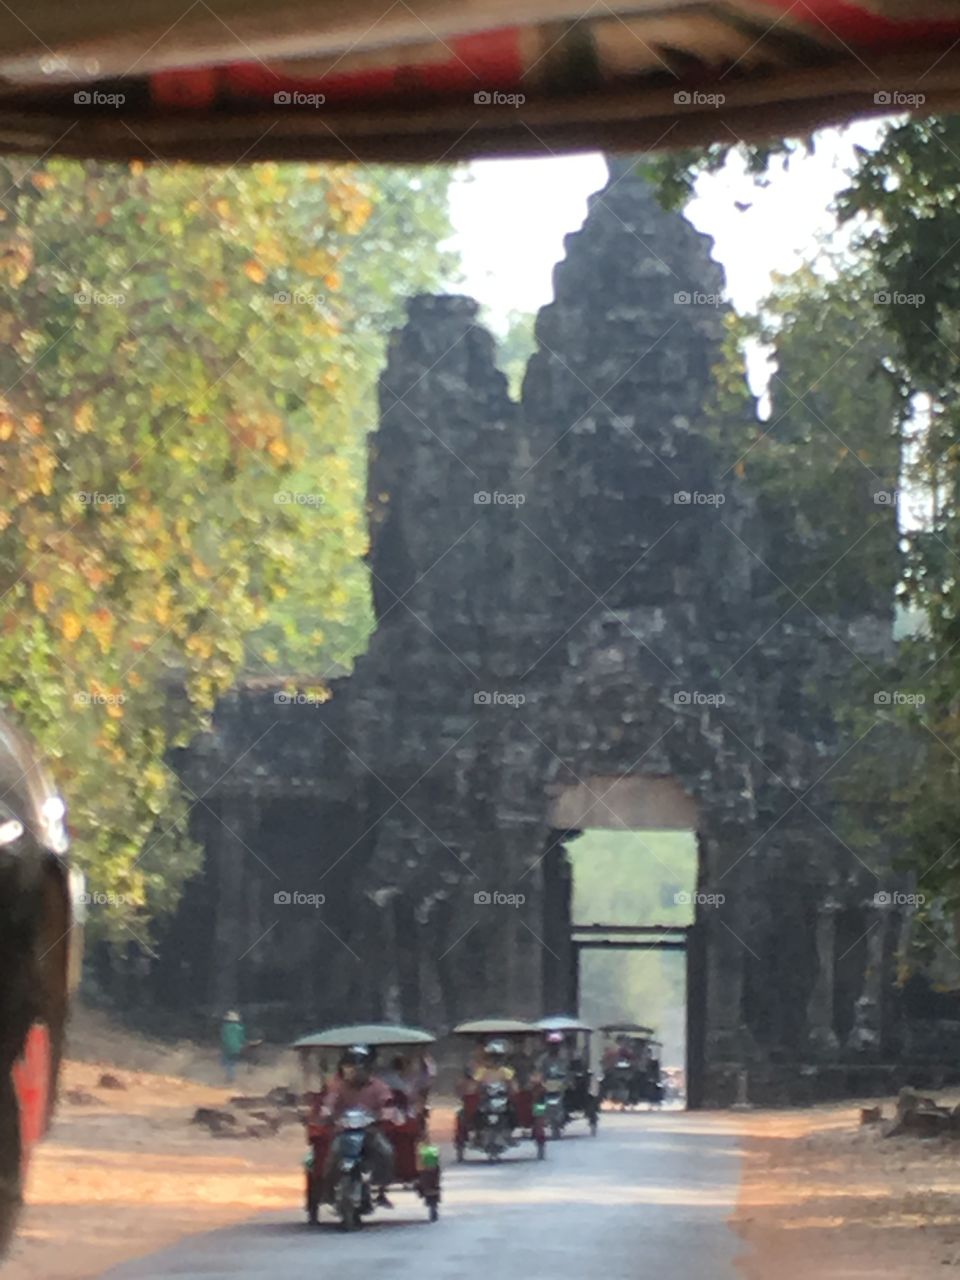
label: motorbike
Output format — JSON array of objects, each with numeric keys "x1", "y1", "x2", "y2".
[
  {"x1": 296, "y1": 1022, "x2": 442, "y2": 1229},
  {"x1": 604, "y1": 1059, "x2": 635, "y2": 1109},
  {"x1": 542, "y1": 1066, "x2": 567, "y2": 1139},
  {"x1": 452, "y1": 1018, "x2": 547, "y2": 1162},
  {"x1": 476, "y1": 1080, "x2": 512, "y2": 1159},
  {"x1": 330, "y1": 1106, "x2": 376, "y2": 1230},
  {"x1": 534, "y1": 1016, "x2": 599, "y2": 1137}
]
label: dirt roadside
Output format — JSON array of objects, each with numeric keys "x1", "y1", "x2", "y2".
[
  {"x1": 733, "y1": 1100, "x2": 960, "y2": 1278},
  {"x1": 10, "y1": 1009, "x2": 960, "y2": 1280},
  {"x1": 6, "y1": 1022, "x2": 458, "y2": 1280}
]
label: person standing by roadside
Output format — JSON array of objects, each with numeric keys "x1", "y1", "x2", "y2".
[{"x1": 220, "y1": 1010, "x2": 246, "y2": 1084}]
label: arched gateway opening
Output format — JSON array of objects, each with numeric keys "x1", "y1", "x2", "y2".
[{"x1": 540, "y1": 776, "x2": 705, "y2": 1108}]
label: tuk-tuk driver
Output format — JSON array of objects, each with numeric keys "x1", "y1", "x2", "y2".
[
  {"x1": 324, "y1": 1044, "x2": 395, "y2": 1205},
  {"x1": 534, "y1": 1030, "x2": 570, "y2": 1083}
]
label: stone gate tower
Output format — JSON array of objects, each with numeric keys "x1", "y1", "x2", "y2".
[{"x1": 152, "y1": 157, "x2": 921, "y2": 1106}]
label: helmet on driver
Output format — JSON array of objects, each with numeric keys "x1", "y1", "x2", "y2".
[
  {"x1": 340, "y1": 1043, "x2": 373, "y2": 1082},
  {"x1": 484, "y1": 1039, "x2": 507, "y2": 1060}
]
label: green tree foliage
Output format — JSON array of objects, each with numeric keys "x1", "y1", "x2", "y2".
[
  {"x1": 837, "y1": 117, "x2": 960, "y2": 911},
  {"x1": 646, "y1": 116, "x2": 960, "y2": 927},
  {"x1": 568, "y1": 830, "x2": 696, "y2": 1065},
  {"x1": 0, "y1": 158, "x2": 456, "y2": 938},
  {"x1": 718, "y1": 261, "x2": 902, "y2": 617},
  {"x1": 492, "y1": 309, "x2": 537, "y2": 400},
  {"x1": 246, "y1": 165, "x2": 458, "y2": 675}
]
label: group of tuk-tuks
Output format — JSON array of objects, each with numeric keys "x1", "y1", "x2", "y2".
[{"x1": 293, "y1": 1013, "x2": 665, "y2": 1231}]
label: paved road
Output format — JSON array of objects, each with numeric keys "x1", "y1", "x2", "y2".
[{"x1": 100, "y1": 1112, "x2": 743, "y2": 1279}]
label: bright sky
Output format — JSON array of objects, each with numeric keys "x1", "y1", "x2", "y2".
[{"x1": 447, "y1": 121, "x2": 883, "y2": 336}]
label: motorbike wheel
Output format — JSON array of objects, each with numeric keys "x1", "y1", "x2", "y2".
[
  {"x1": 337, "y1": 1178, "x2": 360, "y2": 1231},
  {"x1": 536, "y1": 1138, "x2": 546, "y2": 1160},
  {"x1": 550, "y1": 1119, "x2": 562, "y2": 1140},
  {"x1": 589, "y1": 1115, "x2": 598, "y2": 1136},
  {"x1": 455, "y1": 1142, "x2": 465, "y2": 1163},
  {"x1": 428, "y1": 1199, "x2": 439, "y2": 1223}
]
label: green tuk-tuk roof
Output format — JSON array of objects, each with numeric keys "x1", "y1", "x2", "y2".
[
  {"x1": 452, "y1": 1018, "x2": 537, "y2": 1035},
  {"x1": 599, "y1": 1023, "x2": 656, "y2": 1036},
  {"x1": 292, "y1": 1023, "x2": 436, "y2": 1049},
  {"x1": 536, "y1": 1015, "x2": 594, "y2": 1033}
]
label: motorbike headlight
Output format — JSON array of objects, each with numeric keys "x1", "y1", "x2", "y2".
[{"x1": 39, "y1": 794, "x2": 68, "y2": 856}]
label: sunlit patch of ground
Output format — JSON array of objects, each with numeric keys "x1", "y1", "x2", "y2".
[
  {"x1": 733, "y1": 1099, "x2": 960, "y2": 1278},
  {"x1": 3, "y1": 1029, "x2": 460, "y2": 1280}
]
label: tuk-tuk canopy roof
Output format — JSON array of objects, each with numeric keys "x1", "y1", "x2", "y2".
[
  {"x1": 452, "y1": 1018, "x2": 536, "y2": 1036},
  {"x1": 0, "y1": 3, "x2": 959, "y2": 162},
  {"x1": 293, "y1": 1023, "x2": 436, "y2": 1049},
  {"x1": 536, "y1": 1015, "x2": 594, "y2": 1033},
  {"x1": 600, "y1": 1023, "x2": 656, "y2": 1036}
]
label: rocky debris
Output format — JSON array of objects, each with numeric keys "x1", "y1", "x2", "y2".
[
  {"x1": 191, "y1": 1097, "x2": 295, "y2": 1138},
  {"x1": 64, "y1": 1088, "x2": 102, "y2": 1105},
  {"x1": 190, "y1": 1107, "x2": 237, "y2": 1134},
  {"x1": 97, "y1": 1072, "x2": 127, "y2": 1090},
  {"x1": 860, "y1": 1106, "x2": 883, "y2": 1125},
  {"x1": 885, "y1": 1088, "x2": 953, "y2": 1138}
]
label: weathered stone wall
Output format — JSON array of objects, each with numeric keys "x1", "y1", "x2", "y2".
[{"x1": 144, "y1": 157, "x2": 930, "y2": 1105}]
